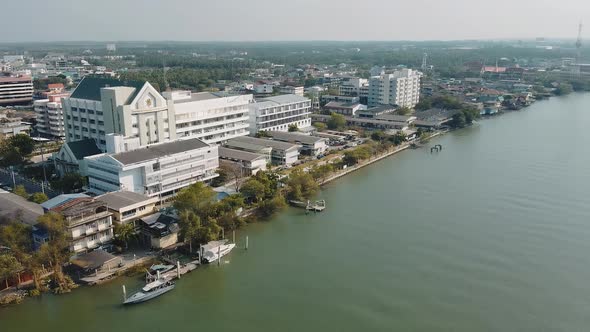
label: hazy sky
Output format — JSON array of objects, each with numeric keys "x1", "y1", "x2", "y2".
[{"x1": 2, "y1": 0, "x2": 589, "y2": 42}]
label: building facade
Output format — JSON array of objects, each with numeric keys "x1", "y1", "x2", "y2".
[
  {"x1": 34, "y1": 93, "x2": 69, "y2": 139},
  {"x1": 85, "y1": 138, "x2": 219, "y2": 198},
  {"x1": 0, "y1": 75, "x2": 33, "y2": 106},
  {"x1": 368, "y1": 69, "x2": 422, "y2": 108},
  {"x1": 59, "y1": 199, "x2": 114, "y2": 253},
  {"x1": 224, "y1": 136, "x2": 300, "y2": 166},
  {"x1": 164, "y1": 91, "x2": 253, "y2": 145},
  {"x1": 248, "y1": 94, "x2": 312, "y2": 134}
]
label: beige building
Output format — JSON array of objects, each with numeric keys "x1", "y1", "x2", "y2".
[{"x1": 97, "y1": 191, "x2": 158, "y2": 225}]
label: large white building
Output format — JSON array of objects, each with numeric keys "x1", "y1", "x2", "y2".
[
  {"x1": 63, "y1": 77, "x2": 175, "y2": 151},
  {"x1": 248, "y1": 94, "x2": 312, "y2": 134},
  {"x1": 34, "y1": 93, "x2": 69, "y2": 139},
  {"x1": 368, "y1": 69, "x2": 422, "y2": 108},
  {"x1": 339, "y1": 77, "x2": 369, "y2": 98},
  {"x1": 85, "y1": 137, "x2": 219, "y2": 198},
  {"x1": 163, "y1": 91, "x2": 253, "y2": 145}
]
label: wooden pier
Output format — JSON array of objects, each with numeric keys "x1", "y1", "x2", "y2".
[{"x1": 306, "y1": 200, "x2": 326, "y2": 212}]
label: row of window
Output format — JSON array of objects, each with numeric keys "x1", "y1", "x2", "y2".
[{"x1": 71, "y1": 107, "x2": 102, "y2": 116}]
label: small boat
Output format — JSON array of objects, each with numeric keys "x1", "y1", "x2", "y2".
[
  {"x1": 201, "y1": 240, "x2": 236, "y2": 263},
  {"x1": 149, "y1": 264, "x2": 175, "y2": 274},
  {"x1": 123, "y1": 276, "x2": 175, "y2": 305}
]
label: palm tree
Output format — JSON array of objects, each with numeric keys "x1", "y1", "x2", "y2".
[{"x1": 114, "y1": 222, "x2": 136, "y2": 250}]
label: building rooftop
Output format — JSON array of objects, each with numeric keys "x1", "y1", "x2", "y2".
[
  {"x1": 257, "y1": 94, "x2": 309, "y2": 105},
  {"x1": 71, "y1": 249, "x2": 117, "y2": 270},
  {"x1": 97, "y1": 191, "x2": 156, "y2": 211},
  {"x1": 67, "y1": 138, "x2": 102, "y2": 160},
  {"x1": 60, "y1": 199, "x2": 108, "y2": 218},
  {"x1": 219, "y1": 147, "x2": 267, "y2": 162},
  {"x1": 70, "y1": 77, "x2": 145, "y2": 102},
  {"x1": 374, "y1": 114, "x2": 416, "y2": 122},
  {"x1": 112, "y1": 138, "x2": 210, "y2": 165},
  {"x1": 226, "y1": 136, "x2": 299, "y2": 151},
  {"x1": 324, "y1": 101, "x2": 361, "y2": 109},
  {"x1": 267, "y1": 131, "x2": 326, "y2": 145},
  {"x1": 41, "y1": 193, "x2": 90, "y2": 212}
]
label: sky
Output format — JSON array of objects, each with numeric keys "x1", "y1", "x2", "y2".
[{"x1": 2, "y1": 0, "x2": 589, "y2": 42}]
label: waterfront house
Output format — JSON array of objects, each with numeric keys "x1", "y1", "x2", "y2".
[
  {"x1": 140, "y1": 212, "x2": 180, "y2": 249},
  {"x1": 97, "y1": 191, "x2": 158, "y2": 225}
]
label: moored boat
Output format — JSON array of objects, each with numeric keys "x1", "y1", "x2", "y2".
[
  {"x1": 201, "y1": 240, "x2": 236, "y2": 263},
  {"x1": 123, "y1": 276, "x2": 175, "y2": 305}
]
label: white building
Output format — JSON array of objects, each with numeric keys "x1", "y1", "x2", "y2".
[
  {"x1": 368, "y1": 69, "x2": 422, "y2": 108},
  {"x1": 59, "y1": 199, "x2": 114, "y2": 253},
  {"x1": 63, "y1": 77, "x2": 175, "y2": 151},
  {"x1": 0, "y1": 113, "x2": 30, "y2": 138},
  {"x1": 248, "y1": 94, "x2": 312, "y2": 134},
  {"x1": 218, "y1": 147, "x2": 267, "y2": 176},
  {"x1": 34, "y1": 93, "x2": 69, "y2": 139},
  {"x1": 224, "y1": 136, "x2": 300, "y2": 166},
  {"x1": 266, "y1": 131, "x2": 328, "y2": 156},
  {"x1": 339, "y1": 77, "x2": 369, "y2": 97},
  {"x1": 279, "y1": 85, "x2": 304, "y2": 96},
  {"x1": 85, "y1": 137, "x2": 219, "y2": 198},
  {"x1": 163, "y1": 91, "x2": 253, "y2": 145},
  {"x1": 254, "y1": 82, "x2": 275, "y2": 94}
]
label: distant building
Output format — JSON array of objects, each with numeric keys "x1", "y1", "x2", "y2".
[
  {"x1": 224, "y1": 136, "x2": 300, "y2": 166},
  {"x1": 106, "y1": 43, "x2": 116, "y2": 52},
  {"x1": 323, "y1": 101, "x2": 366, "y2": 116},
  {"x1": 279, "y1": 85, "x2": 304, "y2": 96},
  {"x1": 368, "y1": 69, "x2": 422, "y2": 108},
  {"x1": 339, "y1": 77, "x2": 369, "y2": 103},
  {"x1": 265, "y1": 131, "x2": 328, "y2": 156},
  {"x1": 0, "y1": 113, "x2": 30, "y2": 138},
  {"x1": 218, "y1": 147, "x2": 267, "y2": 176},
  {"x1": 248, "y1": 94, "x2": 311, "y2": 134},
  {"x1": 85, "y1": 138, "x2": 219, "y2": 198},
  {"x1": 0, "y1": 75, "x2": 33, "y2": 106},
  {"x1": 34, "y1": 93, "x2": 69, "y2": 139}
]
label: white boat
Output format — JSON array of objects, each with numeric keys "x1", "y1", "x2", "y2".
[
  {"x1": 123, "y1": 277, "x2": 175, "y2": 305},
  {"x1": 201, "y1": 240, "x2": 236, "y2": 263}
]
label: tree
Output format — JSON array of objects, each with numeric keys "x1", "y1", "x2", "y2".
[
  {"x1": 389, "y1": 131, "x2": 407, "y2": 146},
  {"x1": 36, "y1": 212, "x2": 74, "y2": 293},
  {"x1": 255, "y1": 131, "x2": 271, "y2": 138},
  {"x1": 310, "y1": 164, "x2": 334, "y2": 183},
  {"x1": 555, "y1": 83, "x2": 573, "y2": 96},
  {"x1": 313, "y1": 122, "x2": 327, "y2": 131},
  {"x1": 220, "y1": 163, "x2": 245, "y2": 192},
  {"x1": 9, "y1": 134, "x2": 35, "y2": 157},
  {"x1": 114, "y1": 222, "x2": 135, "y2": 250},
  {"x1": 286, "y1": 169, "x2": 319, "y2": 201},
  {"x1": 29, "y1": 192, "x2": 49, "y2": 204},
  {"x1": 343, "y1": 146, "x2": 372, "y2": 165},
  {"x1": 50, "y1": 173, "x2": 86, "y2": 194},
  {"x1": 240, "y1": 178, "x2": 266, "y2": 203},
  {"x1": 173, "y1": 182, "x2": 217, "y2": 219},
  {"x1": 450, "y1": 112, "x2": 467, "y2": 128},
  {"x1": 178, "y1": 211, "x2": 201, "y2": 253},
  {"x1": 14, "y1": 185, "x2": 28, "y2": 199},
  {"x1": 371, "y1": 131, "x2": 387, "y2": 142},
  {"x1": 257, "y1": 195, "x2": 287, "y2": 218},
  {"x1": 415, "y1": 98, "x2": 432, "y2": 111},
  {"x1": 0, "y1": 134, "x2": 36, "y2": 167},
  {"x1": 288, "y1": 124, "x2": 299, "y2": 132},
  {"x1": 397, "y1": 106, "x2": 412, "y2": 115},
  {"x1": 0, "y1": 253, "x2": 23, "y2": 289},
  {"x1": 210, "y1": 167, "x2": 228, "y2": 187},
  {"x1": 327, "y1": 113, "x2": 346, "y2": 130}
]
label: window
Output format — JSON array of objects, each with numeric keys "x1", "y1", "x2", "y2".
[
  {"x1": 98, "y1": 121, "x2": 104, "y2": 126},
  {"x1": 67, "y1": 124, "x2": 72, "y2": 129},
  {"x1": 71, "y1": 107, "x2": 78, "y2": 112},
  {"x1": 81, "y1": 118, "x2": 87, "y2": 123},
  {"x1": 82, "y1": 128, "x2": 88, "y2": 132},
  {"x1": 80, "y1": 108, "x2": 86, "y2": 113},
  {"x1": 96, "y1": 111, "x2": 103, "y2": 116},
  {"x1": 73, "y1": 117, "x2": 79, "y2": 121},
  {"x1": 66, "y1": 115, "x2": 71, "y2": 120},
  {"x1": 75, "y1": 135, "x2": 80, "y2": 139},
  {"x1": 139, "y1": 206, "x2": 146, "y2": 211},
  {"x1": 90, "y1": 119, "x2": 95, "y2": 124},
  {"x1": 100, "y1": 140, "x2": 106, "y2": 145},
  {"x1": 88, "y1": 109, "x2": 95, "y2": 114},
  {"x1": 74, "y1": 126, "x2": 80, "y2": 130},
  {"x1": 99, "y1": 130, "x2": 105, "y2": 135},
  {"x1": 91, "y1": 129, "x2": 97, "y2": 133}
]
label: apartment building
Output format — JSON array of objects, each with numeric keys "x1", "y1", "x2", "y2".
[
  {"x1": 0, "y1": 75, "x2": 33, "y2": 106},
  {"x1": 51, "y1": 198, "x2": 114, "y2": 253},
  {"x1": 368, "y1": 69, "x2": 422, "y2": 108},
  {"x1": 339, "y1": 77, "x2": 369, "y2": 97},
  {"x1": 34, "y1": 93, "x2": 69, "y2": 139},
  {"x1": 85, "y1": 138, "x2": 219, "y2": 198},
  {"x1": 279, "y1": 85, "x2": 304, "y2": 96},
  {"x1": 63, "y1": 77, "x2": 175, "y2": 151},
  {"x1": 0, "y1": 113, "x2": 30, "y2": 138},
  {"x1": 248, "y1": 94, "x2": 312, "y2": 134},
  {"x1": 164, "y1": 91, "x2": 253, "y2": 145}
]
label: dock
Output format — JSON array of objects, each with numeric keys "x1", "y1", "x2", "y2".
[{"x1": 148, "y1": 260, "x2": 200, "y2": 283}]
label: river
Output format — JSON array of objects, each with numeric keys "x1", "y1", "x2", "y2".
[{"x1": 2, "y1": 93, "x2": 590, "y2": 331}]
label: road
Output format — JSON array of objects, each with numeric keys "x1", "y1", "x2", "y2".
[{"x1": 0, "y1": 169, "x2": 58, "y2": 198}]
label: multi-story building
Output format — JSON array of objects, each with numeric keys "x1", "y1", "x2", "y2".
[
  {"x1": 34, "y1": 93, "x2": 69, "y2": 139},
  {"x1": 63, "y1": 77, "x2": 175, "y2": 151},
  {"x1": 218, "y1": 147, "x2": 267, "y2": 176},
  {"x1": 368, "y1": 69, "x2": 422, "y2": 108},
  {"x1": 164, "y1": 91, "x2": 253, "y2": 145},
  {"x1": 0, "y1": 75, "x2": 33, "y2": 106},
  {"x1": 339, "y1": 78, "x2": 369, "y2": 96},
  {"x1": 53, "y1": 198, "x2": 114, "y2": 253},
  {"x1": 248, "y1": 94, "x2": 312, "y2": 134},
  {"x1": 85, "y1": 137, "x2": 219, "y2": 198},
  {"x1": 266, "y1": 131, "x2": 328, "y2": 156}
]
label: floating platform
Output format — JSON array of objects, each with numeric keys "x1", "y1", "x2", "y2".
[{"x1": 306, "y1": 200, "x2": 326, "y2": 212}]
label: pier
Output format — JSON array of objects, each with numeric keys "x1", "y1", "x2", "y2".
[{"x1": 306, "y1": 200, "x2": 326, "y2": 212}]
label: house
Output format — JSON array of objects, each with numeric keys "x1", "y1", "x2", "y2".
[
  {"x1": 218, "y1": 147, "x2": 267, "y2": 175},
  {"x1": 323, "y1": 101, "x2": 366, "y2": 116},
  {"x1": 53, "y1": 138, "x2": 102, "y2": 177},
  {"x1": 266, "y1": 131, "x2": 328, "y2": 156},
  {"x1": 140, "y1": 212, "x2": 180, "y2": 249},
  {"x1": 96, "y1": 191, "x2": 158, "y2": 225},
  {"x1": 224, "y1": 136, "x2": 300, "y2": 166}
]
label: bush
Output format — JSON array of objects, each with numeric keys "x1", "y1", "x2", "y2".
[
  {"x1": 29, "y1": 192, "x2": 49, "y2": 204},
  {"x1": 14, "y1": 185, "x2": 28, "y2": 199}
]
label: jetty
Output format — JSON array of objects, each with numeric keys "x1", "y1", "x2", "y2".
[
  {"x1": 146, "y1": 260, "x2": 199, "y2": 283},
  {"x1": 306, "y1": 200, "x2": 326, "y2": 212}
]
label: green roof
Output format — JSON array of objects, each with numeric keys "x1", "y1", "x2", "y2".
[
  {"x1": 70, "y1": 76, "x2": 145, "y2": 102},
  {"x1": 67, "y1": 138, "x2": 102, "y2": 160}
]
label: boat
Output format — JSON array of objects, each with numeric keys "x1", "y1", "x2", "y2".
[
  {"x1": 123, "y1": 275, "x2": 175, "y2": 305},
  {"x1": 201, "y1": 240, "x2": 236, "y2": 263},
  {"x1": 149, "y1": 264, "x2": 175, "y2": 274}
]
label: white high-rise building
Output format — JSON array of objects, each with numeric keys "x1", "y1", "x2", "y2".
[
  {"x1": 368, "y1": 69, "x2": 422, "y2": 108},
  {"x1": 163, "y1": 91, "x2": 253, "y2": 145},
  {"x1": 34, "y1": 93, "x2": 69, "y2": 139},
  {"x1": 248, "y1": 94, "x2": 312, "y2": 134}
]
